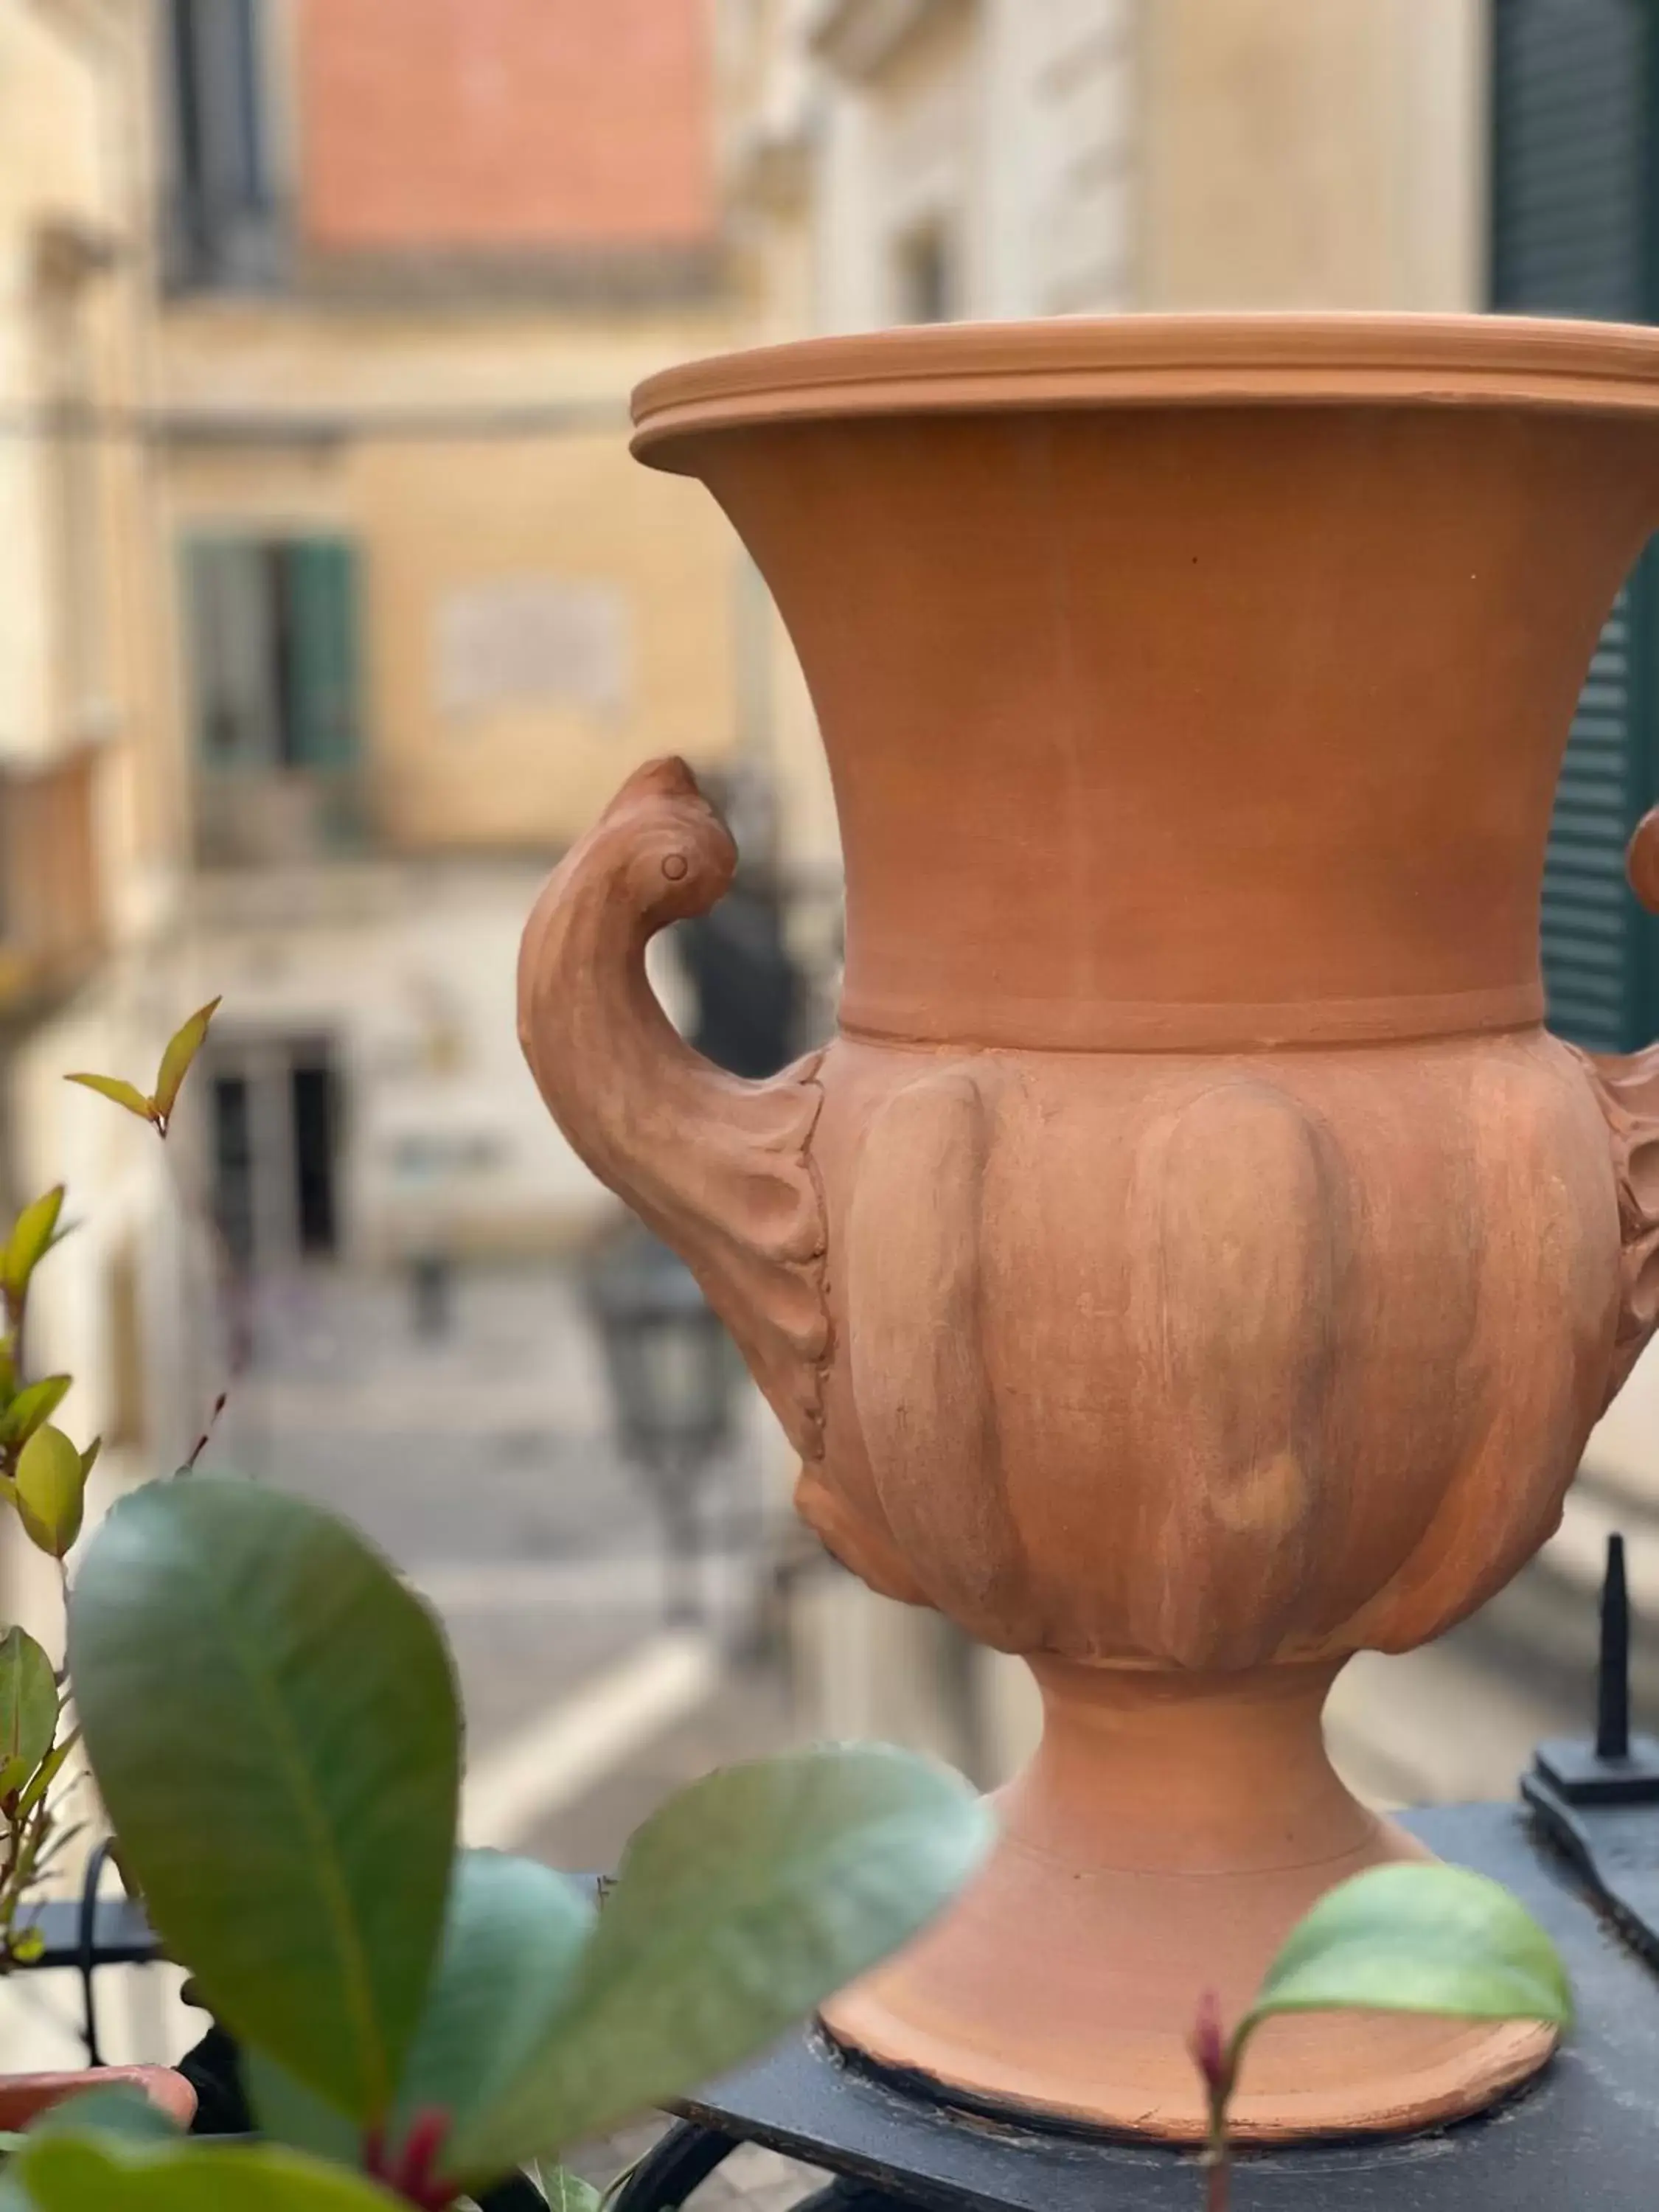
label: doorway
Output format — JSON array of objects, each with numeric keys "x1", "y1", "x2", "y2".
[{"x1": 207, "y1": 1034, "x2": 342, "y2": 1274}]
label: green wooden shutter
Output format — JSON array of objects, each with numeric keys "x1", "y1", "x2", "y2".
[
  {"x1": 1492, "y1": 0, "x2": 1658, "y2": 1051},
  {"x1": 283, "y1": 538, "x2": 363, "y2": 770},
  {"x1": 181, "y1": 537, "x2": 279, "y2": 772}
]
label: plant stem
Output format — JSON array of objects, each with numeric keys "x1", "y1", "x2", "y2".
[
  {"x1": 161, "y1": 1136, "x2": 250, "y2": 1462},
  {"x1": 1202, "y1": 2070, "x2": 1235, "y2": 2212}
]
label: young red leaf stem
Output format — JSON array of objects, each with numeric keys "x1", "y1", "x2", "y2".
[
  {"x1": 363, "y1": 2108, "x2": 459, "y2": 2209},
  {"x1": 1189, "y1": 1987, "x2": 1248, "y2": 2212}
]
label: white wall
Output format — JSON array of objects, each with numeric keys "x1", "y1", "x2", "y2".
[
  {"x1": 185, "y1": 863, "x2": 630, "y2": 1267},
  {"x1": 812, "y1": 0, "x2": 1139, "y2": 330},
  {"x1": 1138, "y1": 0, "x2": 1486, "y2": 312}
]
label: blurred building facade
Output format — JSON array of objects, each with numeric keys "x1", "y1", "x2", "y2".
[
  {"x1": 0, "y1": 0, "x2": 191, "y2": 1492},
  {"x1": 149, "y1": 0, "x2": 746, "y2": 1281},
  {"x1": 3, "y1": 0, "x2": 765, "y2": 1486}
]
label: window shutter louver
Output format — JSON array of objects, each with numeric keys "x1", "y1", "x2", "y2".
[
  {"x1": 1492, "y1": 0, "x2": 1658, "y2": 1051},
  {"x1": 285, "y1": 539, "x2": 364, "y2": 771}
]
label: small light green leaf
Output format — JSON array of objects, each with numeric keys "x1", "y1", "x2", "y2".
[
  {"x1": 3, "y1": 1189, "x2": 63, "y2": 1305},
  {"x1": 77, "y1": 1438, "x2": 100, "y2": 1481},
  {"x1": 17, "y1": 1732, "x2": 77, "y2": 1819},
  {"x1": 9, "y1": 1925, "x2": 44, "y2": 1964},
  {"x1": 63, "y1": 1075, "x2": 158, "y2": 1126},
  {"x1": 392, "y1": 1850, "x2": 594, "y2": 2185},
  {"x1": 152, "y1": 999, "x2": 222, "y2": 1124},
  {"x1": 1242, "y1": 1864, "x2": 1573, "y2": 2051},
  {"x1": 447, "y1": 1745, "x2": 993, "y2": 2174},
  {"x1": 15, "y1": 2135, "x2": 403, "y2": 2209},
  {"x1": 0, "y1": 1377, "x2": 72, "y2": 1447},
  {"x1": 537, "y1": 2166, "x2": 603, "y2": 2212},
  {"x1": 15, "y1": 1427, "x2": 91, "y2": 1558},
  {"x1": 0, "y1": 1628, "x2": 59, "y2": 1776},
  {"x1": 69, "y1": 1479, "x2": 461, "y2": 2126}
]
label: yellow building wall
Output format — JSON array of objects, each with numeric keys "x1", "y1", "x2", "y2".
[
  {"x1": 0, "y1": 1, "x2": 105, "y2": 767},
  {"x1": 157, "y1": 303, "x2": 744, "y2": 854},
  {"x1": 355, "y1": 428, "x2": 737, "y2": 850},
  {"x1": 0, "y1": 2, "x2": 182, "y2": 916}
]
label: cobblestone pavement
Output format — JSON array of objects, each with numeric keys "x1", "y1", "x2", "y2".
[{"x1": 220, "y1": 1262, "x2": 787, "y2": 1789}]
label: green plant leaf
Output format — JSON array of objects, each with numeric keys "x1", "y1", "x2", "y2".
[
  {"x1": 14, "y1": 1427, "x2": 90, "y2": 1558},
  {"x1": 1242, "y1": 1864, "x2": 1573, "y2": 2051},
  {"x1": 16, "y1": 1732, "x2": 77, "y2": 1819},
  {"x1": 3, "y1": 1189, "x2": 64, "y2": 1306},
  {"x1": 77, "y1": 1439, "x2": 100, "y2": 1481},
  {"x1": 152, "y1": 999, "x2": 222, "y2": 1124},
  {"x1": 447, "y1": 1745, "x2": 993, "y2": 2174},
  {"x1": 240, "y1": 2048, "x2": 361, "y2": 2169},
  {"x1": 391, "y1": 1850, "x2": 593, "y2": 2183},
  {"x1": 0, "y1": 1629, "x2": 59, "y2": 1778},
  {"x1": 248, "y1": 1851, "x2": 594, "y2": 2186},
  {"x1": 536, "y1": 2166, "x2": 602, "y2": 2212},
  {"x1": 68, "y1": 1478, "x2": 462, "y2": 2126},
  {"x1": 62, "y1": 1076, "x2": 157, "y2": 1126},
  {"x1": 0, "y1": 1378, "x2": 72, "y2": 1447},
  {"x1": 15, "y1": 2136, "x2": 402, "y2": 2209}
]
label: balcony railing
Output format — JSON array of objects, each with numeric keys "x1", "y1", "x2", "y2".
[
  {"x1": 0, "y1": 749, "x2": 103, "y2": 1013},
  {"x1": 193, "y1": 768, "x2": 370, "y2": 870}
]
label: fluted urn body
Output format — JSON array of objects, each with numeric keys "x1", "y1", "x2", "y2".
[{"x1": 519, "y1": 318, "x2": 1659, "y2": 2137}]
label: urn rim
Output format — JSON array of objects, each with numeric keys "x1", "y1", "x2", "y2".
[{"x1": 630, "y1": 310, "x2": 1659, "y2": 465}]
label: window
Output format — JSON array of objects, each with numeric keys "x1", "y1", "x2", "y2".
[
  {"x1": 184, "y1": 537, "x2": 361, "y2": 771},
  {"x1": 892, "y1": 219, "x2": 959, "y2": 324},
  {"x1": 183, "y1": 536, "x2": 366, "y2": 863},
  {"x1": 162, "y1": 0, "x2": 283, "y2": 290},
  {"x1": 1491, "y1": 0, "x2": 1658, "y2": 1051},
  {"x1": 32, "y1": 219, "x2": 119, "y2": 740}
]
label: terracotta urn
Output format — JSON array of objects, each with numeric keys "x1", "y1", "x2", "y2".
[{"x1": 518, "y1": 316, "x2": 1659, "y2": 2140}]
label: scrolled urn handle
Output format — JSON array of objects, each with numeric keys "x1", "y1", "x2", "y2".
[
  {"x1": 1580, "y1": 807, "x2": 1659, "y2": 1402},
  {"x1": 517, "y1": 757, "x2": 831, "y2": 1457}
]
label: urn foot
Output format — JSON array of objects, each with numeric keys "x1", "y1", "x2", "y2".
[{"x1": 821, "y1": 1658, "x2": 1555, "y2": 2139}]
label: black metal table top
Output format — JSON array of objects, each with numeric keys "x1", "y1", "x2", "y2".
[{"x1": 635, "y1": 1804, "x2": 1659, "y2": 2211}]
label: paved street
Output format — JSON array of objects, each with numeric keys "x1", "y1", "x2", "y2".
[
  {"x1": 223, "y1": 1262, "x2": 818, "y2": 2206},
  {"x1": 218, "y1": 1264, "x2": 800, "y2": 1854}
]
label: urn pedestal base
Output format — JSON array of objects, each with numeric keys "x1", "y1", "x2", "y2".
[{"x1": 821, "y1": 1660, "x2": 1555, "y2": 2140}]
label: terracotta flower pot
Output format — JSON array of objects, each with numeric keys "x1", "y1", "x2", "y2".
[
  {"x1": 518, "y1": 316, "x2": 1659, "y2": 2139},
  {"x1": 0, "y1": 2065, "x2": 196, "y2": 2132}
]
